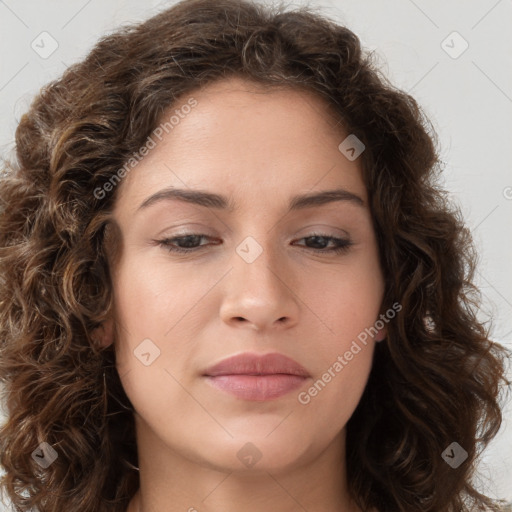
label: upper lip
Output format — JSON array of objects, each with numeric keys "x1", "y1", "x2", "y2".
[{"x1": 203, "y1": 352, "x2": 310, "y2": 377}]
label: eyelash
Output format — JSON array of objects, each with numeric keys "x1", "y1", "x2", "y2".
[{"x1": 155, "y1": 232, "x2": 353, "y2": 255}]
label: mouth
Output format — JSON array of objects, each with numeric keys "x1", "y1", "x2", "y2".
[{"x1": 202, "y1": 352, "x2": 310, "y2": 401}]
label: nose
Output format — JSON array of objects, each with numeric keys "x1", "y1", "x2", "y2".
[{"x1": 219, "y1": 236, "x2": 300, "y2": 332}]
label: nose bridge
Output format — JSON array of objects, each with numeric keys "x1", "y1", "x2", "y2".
[
  {"x1": 233, "y1": 232, "x2": 288, "y2": 297},
  {"x1": 219, "y1": 230, "x2": 300, "y2": 330},
  {"x1": 229, "y1": 204, "x2": 283, "y2": 275}
]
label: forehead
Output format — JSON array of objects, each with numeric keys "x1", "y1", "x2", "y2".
[
  {"x1": 115, "y1": 77, "x2": 366, "y2": 213},
  {"x1": 184, "y1": 77, "x2": 344, "y2": 138}
]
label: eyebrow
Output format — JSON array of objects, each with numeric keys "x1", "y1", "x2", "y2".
[{"x1": 137, "y1": 186, "x2": 365, "y2": 213}]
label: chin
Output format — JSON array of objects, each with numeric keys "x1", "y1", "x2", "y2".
[{"x1": 185, "y1": 432, "x2": 318, "y2": 474}]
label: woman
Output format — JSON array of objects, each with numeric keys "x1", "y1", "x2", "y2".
[{"x1": 0, "y1": 0, "x2": 510, "y2": 511}]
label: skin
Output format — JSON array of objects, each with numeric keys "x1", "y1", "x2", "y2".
[{"x1": 96, "y1": 76, "x2": 385, "y2": 512}]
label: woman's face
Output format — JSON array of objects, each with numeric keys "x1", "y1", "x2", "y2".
[{"x1": 105, "y1": 76, "x2": 385, "y2": 474}]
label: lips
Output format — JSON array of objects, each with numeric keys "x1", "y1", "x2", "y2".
[
  {"x1": 203, "y1": 352, "x2": 310, "y2": 377},
  {"x1": 203, "y1": 352, "x2": 310, "y2": 401}
]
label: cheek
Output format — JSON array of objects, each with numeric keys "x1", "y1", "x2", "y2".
[
  {"x1": 113, "y1": 254, "x2": 197, "y2": 339},
  {"x1": 112, "y1": 253, "x2": 214, "y2": 392},
  {"x1": 306, "y1": 258, "x2": 384, "y2": 347},
  {"x1": 297, "y1": 255, "x2": 382, "y2": 413},
  {"x1": 111, "y1": 260, "x2": 196, "y2": 424},
  {"x1": 112, "y1": 257, "x2": 172, "y2": 373},
  {"x1": 297, "y1": 342, "x2": 374, "y2": 440}
]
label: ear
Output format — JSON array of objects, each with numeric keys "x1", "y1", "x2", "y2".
[
  {"x1": 375, "y1": 322, "x2": 387, "y2": 342},
  {"x1": 91, "y1": 318, "x2": 115, "y2": 348}
]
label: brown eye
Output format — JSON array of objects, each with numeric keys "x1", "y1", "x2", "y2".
[
  {"x1": 156, "y1": 234, "x2": 215, "y2": 254},
  {"x1": 293, "y1": 233, "x2": 353, "y2": 254},
  {"x1": 155, "y1": 232, "x2": 353, "y2": 256}
]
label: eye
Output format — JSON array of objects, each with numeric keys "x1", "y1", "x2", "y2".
[
  {"x1": 156, "y1": 234, "x2": 215, "y2": 254},
  {"x1": 155, "y1": 232, "x2": 353, "y2": 255},
  {"x1": 294, "y1": 233, "x2": 353, "y2": 254}
]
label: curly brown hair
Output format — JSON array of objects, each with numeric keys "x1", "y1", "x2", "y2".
[{"x1": 0, "y1": 0, "x2": 510, "y2": 511}]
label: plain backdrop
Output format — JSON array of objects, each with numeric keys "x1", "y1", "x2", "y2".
[{"x1": 0, "y1": 0, "x2": 511, "y2": 508}]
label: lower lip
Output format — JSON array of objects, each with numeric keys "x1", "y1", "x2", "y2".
[{"x1": 204, "y1": 374, "x2": 307, "y2": 401}]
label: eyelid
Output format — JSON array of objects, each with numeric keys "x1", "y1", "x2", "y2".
[
  {"x1": 154, "y1": 231, "x2": 353, "y2": 256},
  {"x1": 296, "y1": 223, "x2": 350, "y2": 238},
  {"x1": 158, "y1": 222, "x2": 349, "y2": 238}
]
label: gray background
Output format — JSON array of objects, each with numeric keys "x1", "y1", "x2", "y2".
[{"x1": 0, "y1": 0, "x2": 511, "y2": 508}]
